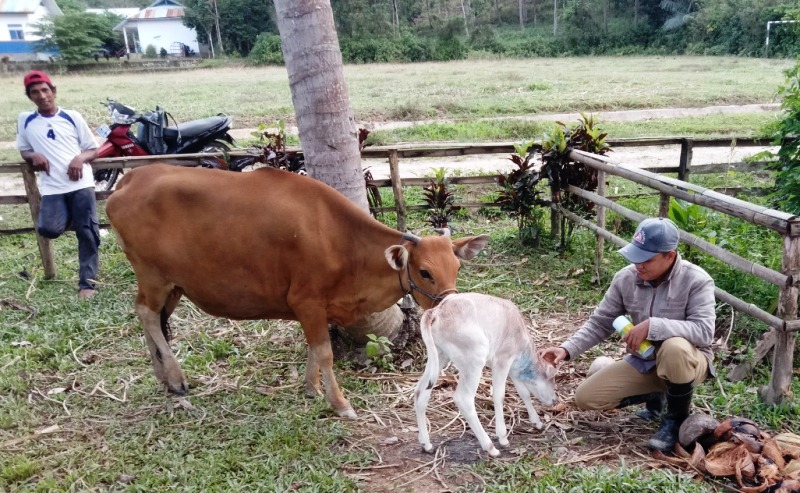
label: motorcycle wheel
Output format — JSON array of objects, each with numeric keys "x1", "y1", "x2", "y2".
[
  {"x1": 198, "y1": 141, "x2": 232, "y2": 170},
  {"x1": 94, "y1": 168, "x2": 120, "y2": 192}
]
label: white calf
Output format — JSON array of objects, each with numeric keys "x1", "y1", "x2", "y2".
[{"x1": 414, "y1": 293, "x2": 558, "y2": 458}]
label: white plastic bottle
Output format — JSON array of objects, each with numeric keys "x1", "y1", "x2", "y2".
[{"x1": 612, "y1": 315, "x2": 655, "y2": 358}]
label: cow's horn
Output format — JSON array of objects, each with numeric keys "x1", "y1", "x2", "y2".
[
  {"x1": 434, "y1": 228, "x2": 451, "y2": 237},
  {"x1": 401, "y1": 232, "x2": 421, "y2": 244}
]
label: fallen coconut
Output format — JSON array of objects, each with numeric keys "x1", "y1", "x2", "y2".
[
  {"x1": 679, "y1": 413, "x2": 720, "y2": 451},
  {"x1": 586, "y1": 356, "x2": 615, "y2": 377}
]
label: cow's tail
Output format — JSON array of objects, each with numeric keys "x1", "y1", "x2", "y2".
[
  {"x1": 160, "y1": 308, "x2": 172, "y2": 342},
  {"x1": 418, "y1": 310, "x2": 440, "y2": 391}
]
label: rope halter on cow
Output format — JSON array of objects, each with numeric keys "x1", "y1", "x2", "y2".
[{"x1": 398, "y1": 232, "x2": 458, "y2": 306}]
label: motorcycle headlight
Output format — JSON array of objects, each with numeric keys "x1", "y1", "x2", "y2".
[{"x1": 110, "y1": 108, "x2": 136, "y2": 125}]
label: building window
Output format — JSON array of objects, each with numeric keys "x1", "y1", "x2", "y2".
[{"x1": 9, "y1": 25, "x2": 24, "y2": 40}]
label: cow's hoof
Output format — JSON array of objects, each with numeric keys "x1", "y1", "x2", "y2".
[
  {"x1": 337, "y1": 407, "x2": 358, "y2": 420},
  {"x1": 533, "y1": 422, "x2": 544, "y2": 431},
  {"x1": 498, "y1": 436, "x2": 510, "y2": 447},
  {"x1": 487, "y1": 447, "x2": 501, "y2": 458},
  {"x1": 166, "y1": 382, "x2": 189, "y2": 396}
]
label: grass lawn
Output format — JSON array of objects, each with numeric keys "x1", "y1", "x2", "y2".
[{"x1": 0, "y1": 56, "x2": 793, "y2": 142}]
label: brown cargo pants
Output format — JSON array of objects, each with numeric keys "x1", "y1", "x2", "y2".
[{"x1": 574, "y1": 337, "x2": 709, "y2": 411}]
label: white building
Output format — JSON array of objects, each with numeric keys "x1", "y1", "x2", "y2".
[
  {"x1": 0, "y1": 0, "x2": 62, "y2": 61},
  {"x1": 113, "y1": 0, "x2": 199, "y2": 57}
]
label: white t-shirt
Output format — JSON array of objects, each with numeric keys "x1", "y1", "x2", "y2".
[{"x1": 16, "y1": 108, "x2": 98, "y2": 195}]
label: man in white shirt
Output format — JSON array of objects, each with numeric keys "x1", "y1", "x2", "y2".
[{"x1": 17, "y1": 71, "x2": 100, "y2": 299}]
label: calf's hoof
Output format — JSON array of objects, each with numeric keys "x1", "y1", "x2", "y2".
[
  {"x1": 498, "y1": 436, "x2": 510, "y2": 447},
  {"x1": 487, "y1": 447, "x2": 501, "y2": 458},
  {"x1": 532, "y1": 422, "x2": 544, "y2": 431},
  {"x1": 422, "y1": 443, "x2": 434, "y2": 454},
  {"x1": 305, "y1": 383, "x2": 321, "y2": 399},
  {"x1": 337, "y1": 407, "x2": 358, "y2": 420}
]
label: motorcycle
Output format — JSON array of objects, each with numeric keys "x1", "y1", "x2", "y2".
[{"x1": 93, "y1": 99, "x2": 239, "y2": 191}]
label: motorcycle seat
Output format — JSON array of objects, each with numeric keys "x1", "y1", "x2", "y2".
[{"x1": 163, "y1": 115, "x2": 232, "y2": 142}]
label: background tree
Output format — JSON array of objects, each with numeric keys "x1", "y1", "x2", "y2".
[
  {"x1": 34, "y1": 11, "x2": 124, "y2": 63},
  {"x1": 184, "y1": 0, "x2": 275, "y2": 55},
  {"x1": 182, "y1": 0, "x2": 222, "y2": 56},
  {"x1": 274, "y1": 0, "x2": 406, "y2": 345}
]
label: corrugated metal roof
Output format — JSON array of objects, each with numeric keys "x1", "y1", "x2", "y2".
[
  {"x1": 127, "y1": 6, "x2": 184, "y2": 21},
  {"x1": 0, "y1": 0, "x2": 39, "y2": 14},
  {"x1": 113, "y1": 0, "x2": 185, "y2": 29}
]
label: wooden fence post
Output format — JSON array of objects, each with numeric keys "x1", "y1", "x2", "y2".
[
  {"x1": 20, "y1": 164, "x2": 56, "y2": 279},
  {"x1": 593, "y1": 170, "x2": 606, "y2": 283},
  {"x1": 388, "y1": 149, "x2": 407, "y2": 232},
  {"x1": 678, "y1": 138, "x2": 693, "y2": 182},
  {"x1": 761, "y1": 234, "x2": 799, "y2": 404},
  {"x1": 659, "y1": 192, "x2": 670, "y2": 217}
]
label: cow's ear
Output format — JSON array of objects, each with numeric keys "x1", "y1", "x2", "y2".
[
  {"x1": 452, "y1": 234, "x2": 489, "y2": 260},
  {"x1": 384, "y1": 245, "x2": 409, "y2": 271}
]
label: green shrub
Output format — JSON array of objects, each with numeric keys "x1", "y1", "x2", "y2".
[
  {"x1": 397, "y1": 33, "x2": 435, "y2": 62},
  {"x1": 248, "y1": 33, "x2": 284, "y2": 65},
  {"x1": 433, "y1": 38, "x2": 467, "y2": 61},
  {"x1": 758, "y1": 60, "x2": 800, "y2": 214},
  {"x1": 469, "y1": 25, "x2": 504, "y2": 54},
  {"x1": 144, "y1": 44, "x2": 157, "y2": 58},
  {"x1": 340, "y1": 37, "x2": 401, "y2": 63}
]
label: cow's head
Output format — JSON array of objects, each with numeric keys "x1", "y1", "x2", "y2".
[{"x1": 384, "y1": 232, "x2": 489, "y2": 309}]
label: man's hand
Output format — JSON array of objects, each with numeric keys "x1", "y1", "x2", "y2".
[
  {"x1": 67, "y1": 156, "x2": 85, "y2": 181},
  {"x1": 28, "y1": 152, "x2": 50, "y2": 175},
  {"x1": 539, "y1": 346, "x2": 569, "y2": 366},
  {"x1": 623, "y1": 321, "x2": 650, "y2": 355}
]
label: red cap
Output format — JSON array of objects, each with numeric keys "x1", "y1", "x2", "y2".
[{"x1": 23, "y1": 70, "x2": 52, "y2": 89}]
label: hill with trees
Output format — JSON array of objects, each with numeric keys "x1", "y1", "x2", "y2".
[{"x1": 38, "y1": 0, "x2": 800, "y2": 64}]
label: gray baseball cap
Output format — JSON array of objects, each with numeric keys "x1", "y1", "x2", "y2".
[{"x1": 618, "y1": 217, "x2": 680, "y2": 264}]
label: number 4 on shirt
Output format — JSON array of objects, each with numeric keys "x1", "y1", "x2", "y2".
[{"x1": 47, "y1": 129, "x2": 56, "y2": 140}]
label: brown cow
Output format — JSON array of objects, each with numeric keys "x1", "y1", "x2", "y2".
[{"x1": 106, "y1": 164, "x2": 489, "y2": 418}]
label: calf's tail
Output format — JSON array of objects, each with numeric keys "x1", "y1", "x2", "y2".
[{"x1": 419, "y1": 310, "x2": 440, "y2": 390}]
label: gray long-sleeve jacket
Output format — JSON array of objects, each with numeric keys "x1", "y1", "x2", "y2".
[{"x1": 560, "y1": 253, "x2": 716, "y2": 374}]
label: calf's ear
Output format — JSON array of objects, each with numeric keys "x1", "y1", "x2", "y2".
[
  {"x1": 452, "y1": 234, "x2": 490, "y2": 260},
  {"x1": 544, "y1": 361, "x2": 559, "y2": 379},
  {"x1": 384, "y1": 245, "x2": 410, "y2": 271}
]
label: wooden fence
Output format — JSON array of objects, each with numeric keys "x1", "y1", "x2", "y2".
[{"x1": 1, "y1": 136, "x2": 793, "y2": 404}]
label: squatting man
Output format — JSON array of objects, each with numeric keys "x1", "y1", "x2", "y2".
[{"x1": 539, "y1": 217, "x2": 716, "y2": 453}]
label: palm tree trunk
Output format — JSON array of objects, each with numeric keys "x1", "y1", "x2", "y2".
[
  {"x1": 275, "y1": 0, "x2": 367, "y2": 209},
  {"x1": 210, "y1": 0, "x2": 225, "y2": 55},
  {"x1": 460, "y1": 0, "x2": 471, "y2": 37},
  {"x1": 274, "y1": 0, "x2": 404, "y2": 346},
  {"x1": 553, "y1": 0, "x2": 558, "y2": 36}
]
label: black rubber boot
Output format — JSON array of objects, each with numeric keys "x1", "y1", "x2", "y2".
[
  {"x1": 636, "y1": 392, "x2": 667, "y2": 422},
  {"x1": 617, "y1": 392, "x2": 666, "y2": 422},
  {"x1": 648, "y1": 382, "x2": 694, "y2": 453}
]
